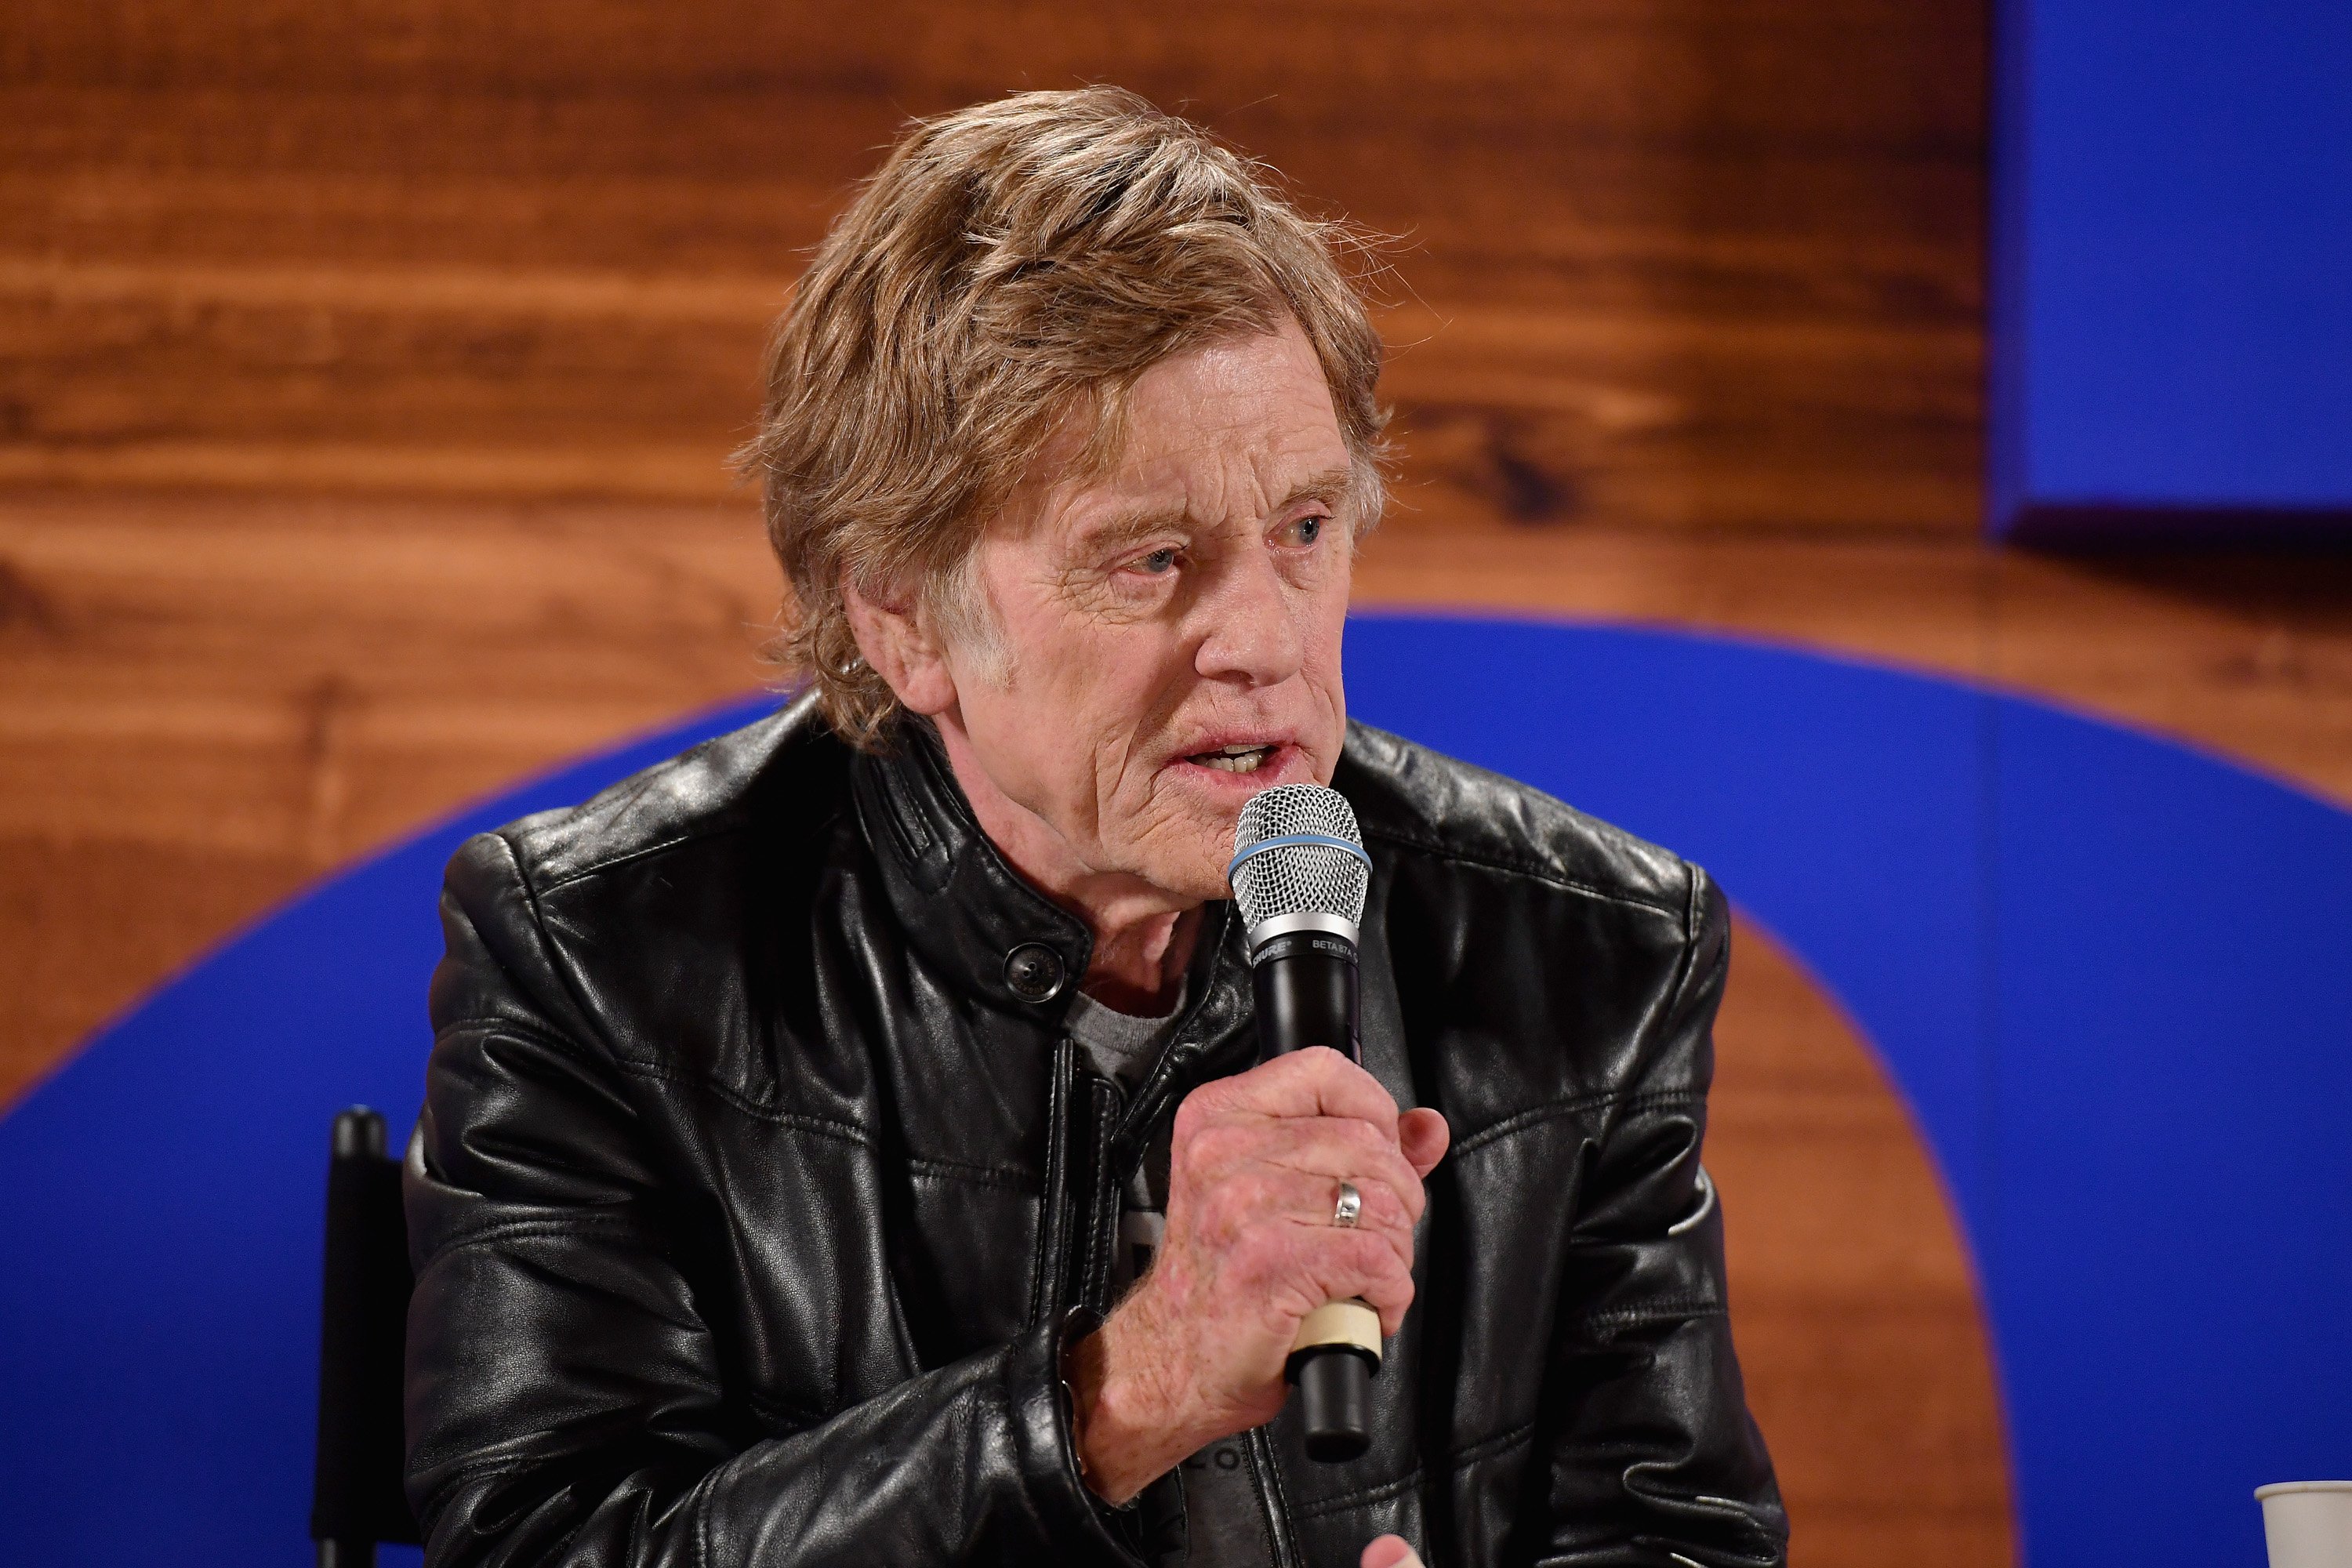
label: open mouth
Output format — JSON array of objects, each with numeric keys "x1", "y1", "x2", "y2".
[{"x1": 1187, "y1": 742, "x2": 1277, "y2": 775}]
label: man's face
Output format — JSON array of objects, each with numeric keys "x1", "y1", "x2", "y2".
[{"x1": 939, "y1": 319, "x2": 1357, "y2": 906}]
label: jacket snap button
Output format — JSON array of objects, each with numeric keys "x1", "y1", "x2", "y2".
[{"x1": 1003, "y1": 942, "x2": 1066, "y2": 1004}]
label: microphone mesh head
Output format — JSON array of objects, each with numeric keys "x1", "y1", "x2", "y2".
[{"x1": 1230, "y1": 784, "x2": 1368, "y2": 931}]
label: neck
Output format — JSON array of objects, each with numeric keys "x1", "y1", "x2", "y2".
[
  {"x1": 1082, "y1": 906, "x2": 1202, "y2": 1014},
  {"x1": 928, "y1": 710, "x2": 1202, "y2": 1014}
]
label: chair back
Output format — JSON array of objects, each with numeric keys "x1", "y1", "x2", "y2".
[{"x1": 310, "y1": 1107, "x2": 421, "y2": 1566}]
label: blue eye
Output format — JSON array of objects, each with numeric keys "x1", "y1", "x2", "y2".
[
  {"x1": 1137, "y1": 547, "x2": 1178, "y2": 575},
  {"x1": 1295, "y1": 516, "x2": 1323, "y2": 545}
]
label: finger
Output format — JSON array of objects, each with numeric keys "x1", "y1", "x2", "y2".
[
  {"x1": 1200, "y1": 1174, "x2": 1419, "y2": 1338},
  {"x1": 1191, "y1": 1163, "x2": 1417, "y2": 1284},
  {"x1": 1399, "y1": 1107, "x2": 1450, "y2": 1179},
  {"x1": 1284, "y1": 1225, "x2": 1417, "y2": 1335},
  {"x1": 1362, "y1": 1537, "x2": 1425, "y2": 1568},
  {"x1": 1255, "y1": 1116, "x2": 1428, "y2": 1226},
  {"x1": 1210, "y1": 1048, "x2": 1401, "y2": 1139},
  {"x1": 1238, "y1": 1125, "x2": 1421, "y2": 1263},
  {"x1": 1180, "y1": 1118, "x2": 1421, "y2": 1243},
  {"x1": 1291, "y1": 1172, "x2": 1420, "y2": 1279}
]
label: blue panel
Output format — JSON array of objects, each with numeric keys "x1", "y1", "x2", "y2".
[
  {"x1": 1339, "y1": 616, "x2": 1998, "y2": 1229},
  {"x1": 1990, "y1": 702, "x2": 2352, "y2": 1565},
  {"x1": 5, "y1": 617, "x2": 2351, "y2": 1566},
  {"x1": 1992, "y1": 0, "x2": 2352, "y2": 534}
]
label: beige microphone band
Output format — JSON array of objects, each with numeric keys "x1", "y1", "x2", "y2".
[{"x1": 1289, "y1": 1298, "x2": 1383, "y2": 1366}]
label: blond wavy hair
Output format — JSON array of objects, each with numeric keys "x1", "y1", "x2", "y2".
[{"x1": 732, "y1": 86, "x2": 1390, "y2": 747}]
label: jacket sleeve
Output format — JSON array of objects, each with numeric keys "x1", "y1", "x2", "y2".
[
  {"x1": 1536, "y1": 866, "x2": 1788, "y2": 1567},
  {"x1": 403, "y1": 831, "x2": 1138, "y2": 1568}
]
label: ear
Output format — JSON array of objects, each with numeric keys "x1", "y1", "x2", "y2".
[{"x1": 841, "y1": 573, "x2": 960, "y2": 718}]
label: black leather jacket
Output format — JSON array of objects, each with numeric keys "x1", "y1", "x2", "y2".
[{"x1": 405, "y1": 697, "x2": 1785, "y2": 1566}]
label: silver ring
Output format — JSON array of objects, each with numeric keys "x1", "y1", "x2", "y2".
[{"x1": 1332, "y1": 1180, "x2": 1362, "y2": 1229}]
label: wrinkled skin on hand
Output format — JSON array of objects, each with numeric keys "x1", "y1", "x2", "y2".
[{"x1": 1069, "y1": 1047, "x2": 1450, "y2": 1504}]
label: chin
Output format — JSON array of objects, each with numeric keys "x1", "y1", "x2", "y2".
[
  {"x1": 1115, "y1": 808, "x2": 1229, "y2": 902},
  {"x1": 1148, "y1": 846, "x2": 1240, "y2": 908}
]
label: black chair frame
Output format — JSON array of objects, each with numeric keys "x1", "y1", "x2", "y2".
[{"x1": 310, "y1": 1107, "x2": 423, "y2": 1566}]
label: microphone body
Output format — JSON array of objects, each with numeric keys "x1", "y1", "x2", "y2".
[
  {"x1": 1228, "y1": 786, "x2": 1381, "y2": 1464},
  {"x1": 1250, "y1": 927, "x2": 1359, "y2": 1061},
  {"x1": 1250, "y1": 927, "x2": 1376, "y2": 1460}
]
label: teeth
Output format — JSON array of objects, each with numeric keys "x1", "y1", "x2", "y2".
[{"x1": 1195, "y1": 746, "x2": 1272, "y2": 774}]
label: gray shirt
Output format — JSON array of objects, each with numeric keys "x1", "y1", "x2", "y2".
[{"x1": 1066, "y1": 989, "x2": 1278, "y2": 1568}]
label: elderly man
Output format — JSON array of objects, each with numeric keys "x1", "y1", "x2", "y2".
[{"x1": 405, "y1": 89, "x2": 1785, "y2": 1568}]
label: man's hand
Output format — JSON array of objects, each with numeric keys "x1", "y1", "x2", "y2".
[{"x1": 1068, "y1": 1047, "x2": 1450, "y2": 1503}]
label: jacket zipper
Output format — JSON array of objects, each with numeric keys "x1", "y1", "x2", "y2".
[
  {"x1": 1040, "y1": 1036, "x2": 1127, "y2": 1321},
  {"x1": 1030, "y1": 1036, "x2": 1077, "y2": 1330},
  {"x1": 1076, "y1": 1071, "x2": 1123, "y2": 1317}
]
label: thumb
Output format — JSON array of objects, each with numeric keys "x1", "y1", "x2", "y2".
[
  {"x1": 1361, "y1": 1534, "x2": 1425, "y2": 1568},
  {"x1": 1399, "y1": 1107, "x2": 1450, "y2": 1179}
]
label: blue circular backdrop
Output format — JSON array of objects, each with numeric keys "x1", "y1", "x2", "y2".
[{"x1": 3, "y1": 613, "x2": 2347, "y2": 1566}]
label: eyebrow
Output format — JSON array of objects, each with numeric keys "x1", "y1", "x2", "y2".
[
  {"x1": 1073, "y1": 505, "x2": 1187, "y2": 558},
  {"x1": 1282, "y1": 466, "x2": 1358, "y2": 511},
  {"x1": 1073, "y1": 464, "x2": 1358, "y2": 554}
]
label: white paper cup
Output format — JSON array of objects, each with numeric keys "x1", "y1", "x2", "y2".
[{"x1": 2258, "y1": 1482, "x2": 2352, "y2": 1568}]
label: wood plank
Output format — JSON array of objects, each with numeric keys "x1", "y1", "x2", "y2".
[
  {"x1": 0, "y1": 491, "x2": 777, "y2": 861},
  {"x1": 0, "y1": 254, "x2": 1979, "y2": 529},
  {"x1": 1, "y1": 0, "x2": 1985, "y2": 536},
  {"x1": 1991, "y1": 551, "x2": 2352, "y2": 800}
]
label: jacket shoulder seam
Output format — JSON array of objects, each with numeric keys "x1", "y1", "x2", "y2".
[
  {"x1": 521, "y1": 817, "x2": 757, "y2": 897},
  {"x1": 1665, "y1": 859, "x2": 1708, "y2": 1011},
  {"x1": 516, "y1": 792, "x2": 849, "y2": 896},
  {"x1": 1361, "y1": 825, "x2": 1683, "y2": 920},
  {"x1": 1638, "y1": 858, "x2": 1715, "y2": 1064},
  {"x1": 466, "y1": 833, "x2": 615, "y2": 1062}
]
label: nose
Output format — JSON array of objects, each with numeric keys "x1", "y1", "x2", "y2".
[{"x1": 1192, "y1": 543, "x2": 1305, "y2": 688}]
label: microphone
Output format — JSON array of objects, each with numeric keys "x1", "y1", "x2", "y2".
[{"x1": 1227, "y1": 782, "x2": 1378, "y2": 1463}]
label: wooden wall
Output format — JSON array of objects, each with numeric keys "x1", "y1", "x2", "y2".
[
  {"x1": 11, "y1": 2, "x2": 2351, "y2": 1563},
  {"x1": 2, "y1": 0, "x2": 1983, "y2": 528}
]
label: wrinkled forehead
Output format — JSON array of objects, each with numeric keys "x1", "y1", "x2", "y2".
[{"x1": 1007, "y1": 323, "x2": 1356, "y2": 546}]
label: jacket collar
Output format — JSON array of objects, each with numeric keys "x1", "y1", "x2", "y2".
[
  {"x1": 846, "y1": 717, "x2": 1258, "y2": 1118},
  {"x1": 848, "y1": 717, "x2": 1097, "y2": 1020}
]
